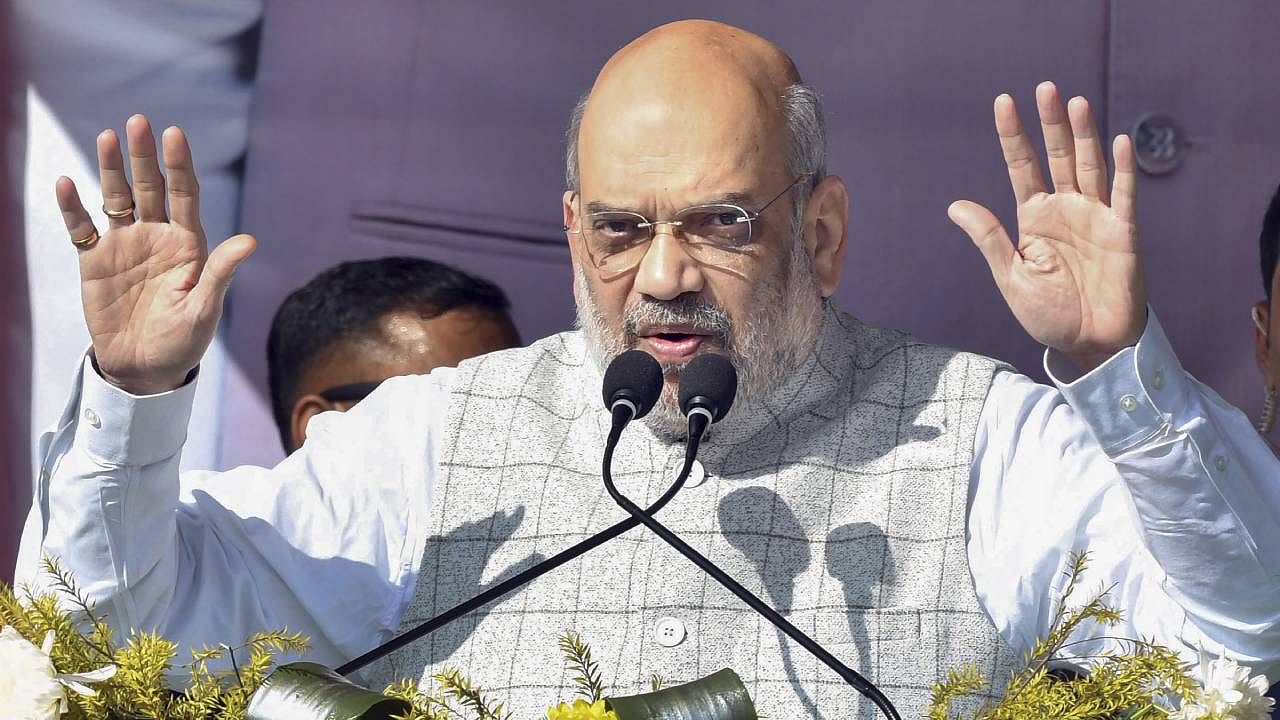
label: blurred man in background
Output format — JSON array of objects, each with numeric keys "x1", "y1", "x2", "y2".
[
  {"x1": 267, "y1": 256, "x2": 519, "y2": 453},
  {"x1": 1253, "y1": 183, "x2": 1280, "y2": 455}
]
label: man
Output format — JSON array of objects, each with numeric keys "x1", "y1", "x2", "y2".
[
  {"x1": 22, "y1": 20, "x2": 1280, "y2": 718},
  {"x1": 266, "y1": 256, "x2": 519, "y2": 454},
  {"x1": 1253, "y1": 182, "x2": 1280, "y2": 455}
]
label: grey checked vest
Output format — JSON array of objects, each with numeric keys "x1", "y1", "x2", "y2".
[{"x1": 367, "y1": 305, "x2": 1018, "y2": 718}]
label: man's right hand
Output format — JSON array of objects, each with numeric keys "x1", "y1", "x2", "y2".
[{"x1": 56, "y1": 115, "x2": 256, "y2": 395}]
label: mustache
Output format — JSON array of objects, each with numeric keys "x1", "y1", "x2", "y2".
[{"x1": 622, "y1": 296, "x2": 732, "y2": 344}]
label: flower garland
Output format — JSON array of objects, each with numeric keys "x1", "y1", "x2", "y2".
[{"x1": 1, "y1": 554, "x2": 1272, "y2": 720}]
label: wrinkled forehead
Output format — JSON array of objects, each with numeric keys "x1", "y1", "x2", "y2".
[{"x1": 578, "y1": 41, "x2": 793, "y2": 207}]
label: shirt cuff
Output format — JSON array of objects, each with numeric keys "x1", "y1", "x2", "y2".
[
  {"x1": 1044, "y1": 308, "x2": 1189, "y2": 455},
  {"x1": 74, "y1": 354, "x2": 198, "y2": 466}
]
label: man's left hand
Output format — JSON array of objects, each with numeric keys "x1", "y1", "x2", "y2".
[{"x1": 949, "y1": 81, "x2": 1147, "y2": 373}]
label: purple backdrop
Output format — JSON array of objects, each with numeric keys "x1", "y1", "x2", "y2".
[{"x1": 219, "y1": 1, "x2": 1280, "y2": 468}]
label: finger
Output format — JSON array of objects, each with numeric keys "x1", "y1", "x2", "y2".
[
  {"x1": 55, "y1": 176, "x2": 99, "y2": 248},
  {"x1": 163, "y1": 126, "x2": 201, "y2": 232},
  {"x1": 1035, "y1": 81, "x2": 1078, "y2": 193},
  {"x1": 1111, "y1": 134, "x2": 1137, "y2": 222},
  {"x1": 1067, "y1": 96, "x2": 1109, "y2": 203},
  {"x1": 125, "y1": 114, "x2": 167, "y2": 222},
  {"x1": 96, "y1": 130, "x2": 134, "y2": 228},
  {"x1": 191, "y1": 234, "x2": 257, "y2": 318},
  {"x1": 994, "y1": 94, "x2": 1047, "y2": 204},
  {"x1": 948, "y1": 200, "x2": 1015, "y2": 297}
]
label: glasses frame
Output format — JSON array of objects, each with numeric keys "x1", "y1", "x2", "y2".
[
  {"x1": 318, "y1": 380, "x2": 383, "y2": 405},
  {"x1": 567, "y1": 174, "x2": 810, "y2": 277}
]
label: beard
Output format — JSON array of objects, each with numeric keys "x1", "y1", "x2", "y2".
[{"x1": 575, "y1": 238, "x2": 825, "y2": 439}]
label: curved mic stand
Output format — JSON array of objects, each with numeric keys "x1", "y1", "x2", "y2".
[
  {"x1": 602, "y1": 410, "x2": 903, "y2": 720},
  {"x1": 336, "y1": 404, "x2": 686, "y2": 677}
]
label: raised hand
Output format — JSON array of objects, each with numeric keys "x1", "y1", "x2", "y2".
[
  {"x1": 56, "y1": 115, "x2": 256, "y2": 395},
  {"x1": 948, "y1": 82, "x2": 1147, "y2": 373}
]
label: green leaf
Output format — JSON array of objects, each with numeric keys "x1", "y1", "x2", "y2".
[
  {"x1": 558, "y1": 630, "x2": 607, "y2": 704},
  {"x1": 607, "y1": 668, "x2": 758, "y2": 720},
  {"x1": 245, "y1": 662, "x2": 412, "y2": 720}
]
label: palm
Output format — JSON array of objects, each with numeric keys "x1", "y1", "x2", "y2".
[
  {"x1": 80, "y1": 221, "x2": 208, "y2": 382},
  {"x1": 56, "y1": 115, "x2": 255, "y2": 394},
  {"x1": 1006, "y1": 193, "x2": 1141, "y2": 355},
  {"x1": 949, "y1": 83, "x2": 1146, "y2": 371}
]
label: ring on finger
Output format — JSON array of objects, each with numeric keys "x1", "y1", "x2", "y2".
[
  {"x1": 71, "y1": 227, "x2": 100, "y2": 249},
  {"x1": 102, "y1": 203, "x2": 135, "y2": 219}
]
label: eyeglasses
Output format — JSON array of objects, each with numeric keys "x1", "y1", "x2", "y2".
[
  {"x1": 318, "y1": 380, "x2": 383, "y2": 405},
  {"x1": 568, "y1": 175, "x2": 808, "y2": 278}
]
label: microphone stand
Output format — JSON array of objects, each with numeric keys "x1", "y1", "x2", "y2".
[
  {"x1": 336, "y1": 403, "x2": 685, "y2": 676},
  {"x1": 601, "y1": 409, "x2": 903, "y2": 720}
]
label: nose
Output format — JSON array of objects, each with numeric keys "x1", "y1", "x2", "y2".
[{"x1": 632, "y1": 226, "x2": 704, "y2": 301}]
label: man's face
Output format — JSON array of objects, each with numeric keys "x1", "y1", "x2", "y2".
[
  {"x1": 563, "y1": 79, "x2": 824, "y2": 435},
  {"x1": 288, "y1": 306, "x2": 517, "y2": 451}
]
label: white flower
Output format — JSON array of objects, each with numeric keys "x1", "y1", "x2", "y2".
[
  {"x1": 0, "y1": 626, "x2": 66, "y2": 720},
  {"x1": 0, "y1": 626, "x2": 117, "y2": 720},
  {"x1": 1171, "y1": 649, "x2": 1275, "y2": 720}
]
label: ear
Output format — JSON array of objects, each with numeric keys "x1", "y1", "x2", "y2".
[
  {"x1": 563, "y1": 190, "x2": 582, "y2": 261},
  {"x1": 564, "y1": 189, "x2": 587, "y2": 305},
  {"x1": 290, "y1": 394, "x2": 336, "y2": 453},
  {"x1": 1253, "y1": 301, "x2": 1274, "y2": 387},
  {"x1": 803, "y1": 175, "x2": 850, "y2": 298}
]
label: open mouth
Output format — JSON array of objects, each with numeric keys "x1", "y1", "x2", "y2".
[{"x1": 637, "y1": 328, "x2": 714, "y2": 363}]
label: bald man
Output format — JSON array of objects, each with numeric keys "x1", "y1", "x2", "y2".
[{"x1": 21, "y1": 20, "x2": 1280, "y2": 718}]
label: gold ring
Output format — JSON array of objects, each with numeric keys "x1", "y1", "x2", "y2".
[
  {"x1": 71, "y1": 228, "x2": 100, "y2": 249},
  {"x1": 103, "y1": 204, "x2": 135, "y2": 219}
]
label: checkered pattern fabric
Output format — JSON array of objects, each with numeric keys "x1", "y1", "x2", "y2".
[{"x1": 367, "y1": 305, "x2": 1017, "y2": 718}]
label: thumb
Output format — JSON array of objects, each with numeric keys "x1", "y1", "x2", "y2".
[
  {"x1": 192, "y1": 233, "x2": 256, "y2": 312},
  {"x1": 948, "y1": 200, "x2": 1014, "y2": 296}
]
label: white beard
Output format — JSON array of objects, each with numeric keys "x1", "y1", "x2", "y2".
[{"x1": 575, "y1": 239, "x2": 824, "y2": 439}]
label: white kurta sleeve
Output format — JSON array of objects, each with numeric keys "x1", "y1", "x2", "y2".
[
  {"x1": 968, "y1": 310, "x2": 1280, "y2": 676},
  {"x1": 16, "y1": 355, "x2": 449, "y2": 667}
]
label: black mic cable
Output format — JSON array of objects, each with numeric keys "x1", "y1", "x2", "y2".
[
  {"x1": 337, "y1": 350, "x2": 667, "y2": 676},
  {"x1": 601, "y1": 353, "x2": 902, "y2": 720}
]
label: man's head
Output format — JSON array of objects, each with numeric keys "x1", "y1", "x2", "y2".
[
  {"x1": 1253, "y1": 182, "x2": 1280, "y2": 399},
  {"x1": 267, "y1": 257, "x2": 520, "y2": 453},
  {"x1": 562, "y1": 20, "x2": 850, "y2": 435}
]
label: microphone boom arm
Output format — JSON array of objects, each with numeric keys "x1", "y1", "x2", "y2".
[
  {"x1": 336, "y1": 404, "x2": 689, "y2": 676},
  {"x1": 601, "y1": 411, "x2": 902, "y2": 720}
]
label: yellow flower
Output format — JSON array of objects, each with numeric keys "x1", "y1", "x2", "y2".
[{"x1": 546, "y1": 697, "x2": 619, "y2": 720}]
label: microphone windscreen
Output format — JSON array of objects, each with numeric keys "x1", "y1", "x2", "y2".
[
  {"x1": 602, "y1": 350, "x2": 664, "y2": 419},
  {"x1": 678, "y1": 353, "x2": 738, "y2": 422}
]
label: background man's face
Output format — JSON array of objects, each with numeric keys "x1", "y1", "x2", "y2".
[
  {"x1": 1255, "y1": 270, "x2": 1280, "y2": 396},
  {"x1": 289, "y1": 306, "x2": 517, "y2": 451}
]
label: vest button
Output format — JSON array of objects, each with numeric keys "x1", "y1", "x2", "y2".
[
  {"x1": 684, "y1": 460, "x2": 707, "y2": 488},
  {"x1": 667, "y1": 458, "x2": 707, "y2": 488},
  {"x1": 653, "y1": 616, "x2": 686, "y2": 648}
]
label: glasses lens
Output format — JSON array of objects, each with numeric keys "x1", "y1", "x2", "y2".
[
  {"x1": 584, "y1": 211, "x2": 650, "y2": 272},
  {"x1": 673, "y1": 205, "x2": 752, "y2": 248}
]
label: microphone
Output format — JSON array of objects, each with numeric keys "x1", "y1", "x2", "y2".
[
  {"x1": 600, "y1": 354, "x2": 902, "y2": 720},
  {"x1": 602, "y1": 349, "x2": 664, "y2": 428},
  {"x1": 677, "y1": 353, "x2": 737, "y2": 443}
]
